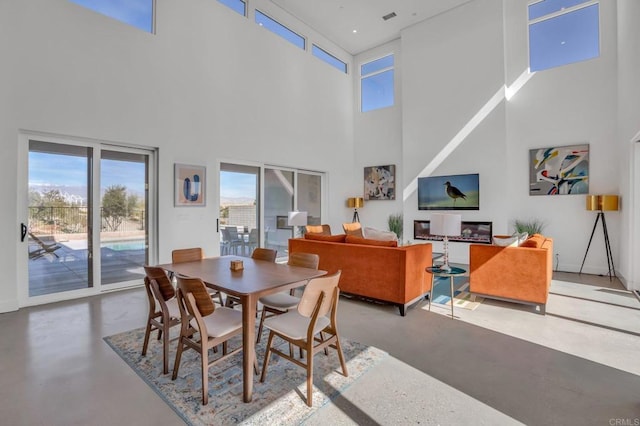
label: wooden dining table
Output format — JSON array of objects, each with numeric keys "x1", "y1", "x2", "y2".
[{"x1": 157, "y1": 255, "x2": 326, "y2": 402}]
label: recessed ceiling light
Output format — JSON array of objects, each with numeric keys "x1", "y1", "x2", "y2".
[{"x1": 352, "y1": 29, "x2": 357, "y2": 33}]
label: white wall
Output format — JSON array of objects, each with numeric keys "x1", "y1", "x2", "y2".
[
  {"x1": 353, "y1": 40, "x2": 404, "y2": 234},
  {"x1": 357, "y1": 0, "x2": 625, "y2": 276},
  {"x1": 0, "y1": 0, "x2": 354, "y2": 311}
]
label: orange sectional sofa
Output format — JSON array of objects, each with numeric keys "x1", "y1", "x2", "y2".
[
  {"x1": 469, "y1": 234, "x2": 553, "y2": 314},
  {"x1": 289, "y1": 235, "x2": 433, "y2": 316}
]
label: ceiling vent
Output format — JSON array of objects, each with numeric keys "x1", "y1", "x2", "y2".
[{"x1": 382, "y1": 12, "x2": 397, "y2": 21}]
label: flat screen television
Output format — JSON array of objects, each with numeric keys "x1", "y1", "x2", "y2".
[{"x1": 418, "y1": 173, "x2": 479, "y2": 210}]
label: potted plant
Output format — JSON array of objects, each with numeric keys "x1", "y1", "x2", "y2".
[
  {"x1": 513, "y1": 218, "x2": 545, "y2": 236},
  {"x1": 388, "y1": 213, "x2": 403, "y2": 241}
]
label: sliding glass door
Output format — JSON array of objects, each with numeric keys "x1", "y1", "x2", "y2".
[
  {"x1": 20, "y1": 135, "x2": 155, "y2": 304},
  {"x1": 219, "y1": 162, "x2": 324, "y2": 261}
]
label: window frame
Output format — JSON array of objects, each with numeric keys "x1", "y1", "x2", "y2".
[
  {"x1": 312, "y1": 44, "x2": 348, "y2": 74},
  {"x1": 527, "y1": 0, "x2": 600, "y2": 72},
  {"x1": 254, "y1": 9, "x2": 306, "y2": 51},
  {"x1": 360, "y1": 53, "x2": 395, "y2": 113}
]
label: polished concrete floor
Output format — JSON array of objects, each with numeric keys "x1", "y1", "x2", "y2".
[{"x1": 0, "y1": 272, "x2": 639, "y2": 425}]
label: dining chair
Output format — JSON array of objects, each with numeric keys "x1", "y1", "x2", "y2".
[
  {"x1": 305, "y1": 224, "x2": 331, "y2": 235},
  {"x1": 172, "y1": 276, "x2": 246, "y2": 405},
  {"x1": 256, "y1": 252, "x2": 319, "y2": 343},
  {"x1": 172, "y1": 248, "x2": 224, "y2": 306},
  {"x1": 142, "y1": 266, "x2": 182, "y2": 375},
  {"x1": 260, "y1": 270, "x2": 348, "y2": 407},
  {"x1": 225, "y1": 247, "x2": 277, "y2": 308},
  {"x1": 224, "y1": 227, "x2": 245, "y2": 255},
  {"x1": 342, "y1": 222, "x2": 364, "y2": 237}
]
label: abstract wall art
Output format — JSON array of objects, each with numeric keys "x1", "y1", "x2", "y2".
[
  {"x1": 364, "y1": 165, "x2": 395, "y2": 200},
  {"x1": 529, "y1": 144, "x2": 589, "y2": 196},
  {"x1": 175, "y1": 163, "x2": 206, "y2": 206}
]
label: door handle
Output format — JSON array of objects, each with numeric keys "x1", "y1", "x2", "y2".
[{"x1": 20, "y1": 223, "x2": 27, "y2": 242}]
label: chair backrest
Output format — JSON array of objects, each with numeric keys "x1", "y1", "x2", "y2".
[
  {"x1": 251, "y1": 248, "x2": 277, "y2": 262},
  {"x1": 305, "y1": 224, "x2": 331, "y2": 235},
  {"x1": 288, "y1": 252, "x2": 319, "y2": 270},
  {"x1": 143, "y1": 265, "x2": 175, "y2": 301},
  {"x1": 298, "y1": 271, "x2": 341, "y2": 318},
  {"x1": 176, "y1": 276, "x2": 215, "y2": 317},
  {"x1": 248, "y1": 228, "x2": 259, "y2": 243},
  {"x1": 172, "y1": 248, "x2": 203, "y2": 264},
  {"x1": 226, "y1": 227, "x2": 241, "y2": 241},
  {"x1": 342, "y1": 222, "x2": 363, "y2": 237}
]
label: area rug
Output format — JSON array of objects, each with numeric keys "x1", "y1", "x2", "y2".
[
  {"x1": 104, "y1": 326, "x2": 387, "y2": 425},
  {"x1": 428, "y1": 282, "x2": 484, "y2": 311}
]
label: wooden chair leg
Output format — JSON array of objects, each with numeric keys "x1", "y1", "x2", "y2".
[
  {"x1": 320, "y1": 331, "x2": 329, "y2": 356},
  {"x1": 141, "y1": 321, "x2": 152, "y2": 356},
  {"x1": 172, "y1": 337, "x2": 185, "y2": 380},
  {"x1": 306, "y1": 341, "x2": 314, "y2": 407},
  {"x1": 260, "y1": 332, "x2": 275, "y2": 383},
  {"x1": 201, "y1": 346, "x2": 209, "y2": 405},
  {"x1": 335, "y1": 335, "x2": 348, "y2": 377},
  {"x1": 162, "y1": 324, "x2": 170, "y2": 374},
  {"x1": 256, "y1": 308, "x2": 267, "y2": 343}
]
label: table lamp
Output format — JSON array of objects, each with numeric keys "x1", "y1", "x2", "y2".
[
  {"x1": 430, "y1": 213, "x2": 462, "y2": 271},
  {"x1": 288, "y1": 211, "x2": 308, "y2": 238},
  {"x1": 347, "y1": 197, "x2": 364, "y2": 223},
  {"x1": 579, "y1": 194, "x2": 619, "y2": 280}
]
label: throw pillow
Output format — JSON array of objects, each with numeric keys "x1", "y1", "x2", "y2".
[
  {"x1": 345, "y1": 235, "x2": 398, "y2": 247},
  {"x1": 362, "y1": 227, "x2": 398, "y2": 241},
  {"x1": 304, "y1": 233, "x2": 346, "y2": 243},
  {"x1": 492, "y1": 234, "x2": 519, "y2": 247}
]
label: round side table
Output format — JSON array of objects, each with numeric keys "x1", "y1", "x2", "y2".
[{"x1": 426, "y1": 266, "x2": 467, "y2": 319}]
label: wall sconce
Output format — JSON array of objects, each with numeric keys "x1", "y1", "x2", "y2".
[
  {"x1": 346, "y1": 197, "x2": 364, "y2": 223},
  {"x1": 579, "y1": 194, "x2": 619, "y2": 280}
]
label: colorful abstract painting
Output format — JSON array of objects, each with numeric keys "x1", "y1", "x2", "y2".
[{"x1": 529, "y1": 144, "x2": 589, "y2": 196}]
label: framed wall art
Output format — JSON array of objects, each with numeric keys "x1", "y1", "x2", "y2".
[
  {"x1": 175, "y1": 163, "x2": 206, "y2": 206},
  {"x1": 413, "y1": 220, "x2": 493, "y2": 244},
  {"x1": 418, "y1": 173, "x2": 480, "y2": 210},
  {"x1": 529, "y1": 144, "x2": 589, "y2": 195},
  {"x1": 364, "y1": 164, "x2": 395, "y2": 200}
]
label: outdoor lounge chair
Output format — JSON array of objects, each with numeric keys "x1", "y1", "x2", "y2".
[{"x1": 28, "y1": 233, "x2": 61, "y2": 260}]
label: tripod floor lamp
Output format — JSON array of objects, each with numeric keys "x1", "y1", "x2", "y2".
[
  {"x1": 579, "y1": 194, "x2": 619, "y2": 280},
  {"x1": 347, "y1": 197, "x2": 364, "y2": 223}
]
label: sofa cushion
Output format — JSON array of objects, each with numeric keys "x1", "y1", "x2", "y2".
[
  {"x1": 362, "y1": 227, "x2": 398, "y2": 241},
  {"x1": 345, "y1": 235, "x2": 398, "y2": 247},
  {"x1": 304, "y1": 233, "x2": 346, "y2": 243}
]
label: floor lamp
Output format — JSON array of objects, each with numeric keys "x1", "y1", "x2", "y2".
[
  {"x1": 430, "y1": 213, "x2": 462, "y2": 272},
  {"x1": 579, "y1": 194, "x2": 619, "y2": 280},
  {"x1": 347, "y1": 197, "x2": 364, "y2": 223}
]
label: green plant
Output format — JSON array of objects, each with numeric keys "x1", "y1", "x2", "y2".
[
  {"x1": 513, "y1": 218, "x2": 545, "y2": 235},
  {"x1": 388, "y1": 213, "x2": 403, "y2": 240}
]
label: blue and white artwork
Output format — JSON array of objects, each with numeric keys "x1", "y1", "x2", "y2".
[{"x1": 175, "y1": 164, "x2": 206, "y2": 206}]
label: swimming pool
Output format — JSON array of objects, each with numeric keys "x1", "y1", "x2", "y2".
[{"x1": 102, "y1": 240, "x2": 146, "y2": 251}]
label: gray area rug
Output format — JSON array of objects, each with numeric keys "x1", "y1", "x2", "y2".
[{"x1": 104, "y1": 326, "x2": 387, "y2": 425}]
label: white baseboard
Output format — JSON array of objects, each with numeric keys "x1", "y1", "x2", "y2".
[{"x1": 0, "y1": 299, "x2": 19, "y2": 313}]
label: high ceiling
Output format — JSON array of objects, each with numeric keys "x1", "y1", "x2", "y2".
[{"x1": 269, "y1": 0, "x2": 473, "y2": 55}]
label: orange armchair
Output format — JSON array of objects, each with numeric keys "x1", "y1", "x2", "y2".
[{"x1": 469, "y1": 235, "x2": 553, "y2": 314}]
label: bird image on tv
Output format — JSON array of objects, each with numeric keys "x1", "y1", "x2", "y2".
[
  {"x1": 444, "y1": 181, "x2": 466, "y2": 206},
  {"x1": 417, "y1": 173, "x2": 480, "y2": 210}
]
